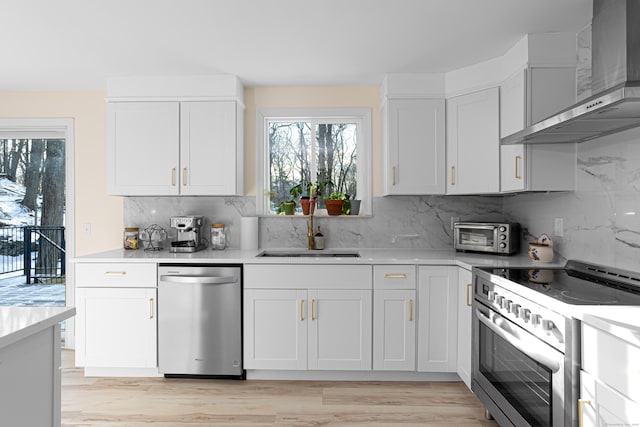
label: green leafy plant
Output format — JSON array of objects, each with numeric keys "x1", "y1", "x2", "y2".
[{"x1": 324, "y1": 191, "x2": 347, "y2": 201}]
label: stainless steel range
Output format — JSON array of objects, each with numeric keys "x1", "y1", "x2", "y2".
[{"x1": 472, "y1": 260, "x2": 640, "y2": 427}]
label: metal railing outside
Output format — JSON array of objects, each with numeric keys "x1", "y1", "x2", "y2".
[{"x1": 0, "y1": 226, "x2": 66, "y2": 283}]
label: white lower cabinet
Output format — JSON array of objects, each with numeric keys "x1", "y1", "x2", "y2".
[
  {"x1": 75, "y1": 262, "x2": 158, "y2": 373},
  {"x1": 456, "y1": 267, "x2": 473, "y2": 389},
  {"x1": 243, "y1": 264, "x2": 372, "y2": 371},
  {"x1": 417, "y1": 266, "x2": 458, "y2": 372},
  {"x1": 373, "y1": 265, "x2": 416, "y2": 371},
  {"x1": 580, "y1": 321, "x2": 640, "y2": 426}
]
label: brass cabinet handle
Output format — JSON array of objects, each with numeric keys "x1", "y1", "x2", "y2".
[
  {"x1": 104, "y1": 271, "x2": 126, "y2": 276},
  {"x1": 409, "y1": 299, "x2": 414, "y2": 321},
  {"x1": 171, "y1": 168, "x2": 176, "y2": 186},
  {"x1": 182, "y1": 168, "x2": 187, "y2": 186},
  {"x1": 384, "y1": 273, "x2": 406, "y2": 279},
  {"x1": 311, "y1": 299, "x2": 316, "y2": 321},
  {"x1": 515, "y1": 155, "x2": 522, "y2": 179},
  {"x1": 149, "y1": 298, "x2": 154, "y2": 319},
  {"x1": 300, "y1": 299, "x2": 304, "y2": 321},
  {"x1": 466, "y1": 283, "x2": 473, "y2": 307},
  {"x1": 392, "y1": 166, "x2": 396, "y2": 186},
  {"x1": 578, "y1": 399, "x2": 591, "y2": 427},
  {"x1": 450, "y1": 166, "x2": 455, "y2": 185}
]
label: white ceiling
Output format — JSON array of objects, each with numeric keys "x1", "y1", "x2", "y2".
[{"x1": 0, "y1": 0, "x2": 592, "y2": 90}]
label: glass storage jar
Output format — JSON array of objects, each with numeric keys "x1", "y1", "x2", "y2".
[
  {"x1": 211, "y1": 223, "x2": 226, "y2": 250},
  {"x1": 123, "y1": 227, "x2": 139, "y2": 250}
]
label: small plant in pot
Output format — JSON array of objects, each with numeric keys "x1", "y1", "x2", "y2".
[
  {"x1": 343, "y1": 194, "x2": 361, "y2": 215},
  {"x1": 324, "y1": 191, "x2": 346, "y2": 216},
  {"x1": 280, "y1": 183, "x2": 303, "y2": 215}
]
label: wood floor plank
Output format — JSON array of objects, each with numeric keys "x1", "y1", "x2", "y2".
[{"x1": 61, "y1": 350, "x2": 498, "y2": 426}]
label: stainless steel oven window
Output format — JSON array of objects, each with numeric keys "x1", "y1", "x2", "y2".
[
  {"x1": 478, "y1": 321, "x2": 552, "y2": 426},
  {"x1": 458, "y1": 227, "x2": 496, "y2": 247}
]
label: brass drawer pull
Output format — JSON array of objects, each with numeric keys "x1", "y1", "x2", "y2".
[
  {"x1": 578, "y1": 399, "x2": 590, "y2": 427},
  {"x1": 515, "y1": 155, "x2": 522, "y2": 179},
  {"x1": 466, "y1": 283, "x2": 472, "y2": 307},
  {"x1": 182, "y1": 168, "x2": 187, "y2": 186},
  {"x1": 300, "y1": 299, "x2": 304, "y2": 321},
  {"x1": 392, "y1": 166, "x2": 396, "y2": 186},
  {"x1": 384, "y1": 274, "x2": 406, "y2": 279},
  {"x1": 409, "y1": 299, "x2": 414, "y2": 321},
  {"x1": 171, "y1": 168, "x2": 176, "y2": 186},
  {"x1": 311, "y1": 299, "x2": 316, "y2": 321},
  {"x1": 450, "y1": 166, "x2": 455, "y2": 185},
  {"x1": 149, "y1": 298, "x2": 154, "y2": 319},
  {"x1": 104, "y1": 271, "x2": 127, "y2": 276}
]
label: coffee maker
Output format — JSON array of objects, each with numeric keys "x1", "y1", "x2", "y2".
[{"x1": 169, "y1": 216, "x2": 205, "y2": 253}]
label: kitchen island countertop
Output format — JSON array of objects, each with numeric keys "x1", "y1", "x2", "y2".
[{"x1": 0, "y1": 306, "x2": 76, "y2": 349}]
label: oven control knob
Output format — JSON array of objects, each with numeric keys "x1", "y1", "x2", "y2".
[
  {"x1": 541, "y1": 319, "x2": 555, "y2": 331},
  {"x1": 517, "y1": 307, "x2": 531, "y2": 322},
  {"x1": 495, "y1": 295, "x2": 504, "y2": 306},
  {"x1": 531, "y1": 314, "x2": 541, "y2": 326},
  {"x1": 511, "y1": 303, "x2": 521, "y2": 315},
  {"x1": 499, "y1": 226, "x2": 506, "y2": 232},
  {"x1": 499, "y1": 234, "x2": 507, "y2": 240},
  {"x1": 499, "y1": 242, "x2": 507, "y2": 249},
  {"x1": 503, "y1": 299, "x2": 512, "y2": 310},
  {"x1": 488, "y1": 290, "x2": 496, "y2": 301}
]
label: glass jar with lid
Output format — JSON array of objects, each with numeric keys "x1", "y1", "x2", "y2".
[
  {"x1": 123, "y1": 227, "x2": 139, "y2": 250},
  {"x1": 211, "y1": 223, "x2": 226, "y2": 250}
]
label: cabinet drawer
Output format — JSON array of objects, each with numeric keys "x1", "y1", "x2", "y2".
[
  {"x1": 76, "y1": 263, "x2": 157, "y2": 287},
  {"x1": 374, "y1": 265, "x2": 416, "y2": 290},
  {"x1": 244, "y1": 264, "x2": 371, "y2": 290},
  {"x1": 582, "y1": 323, "x2": 640, "y2": 402}
]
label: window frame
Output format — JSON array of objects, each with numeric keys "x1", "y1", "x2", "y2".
[{"x1": 256, "y1": 108, "x2": 371, "y2": 216}]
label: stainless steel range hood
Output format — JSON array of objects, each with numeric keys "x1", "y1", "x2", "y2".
[{"x1": 502, "y1": 0, "x2": 640, "y2": 145}]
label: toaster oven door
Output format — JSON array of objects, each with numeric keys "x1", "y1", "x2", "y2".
[{"x1": 455, "y1": 225, "x2": 498, "y2": 253}]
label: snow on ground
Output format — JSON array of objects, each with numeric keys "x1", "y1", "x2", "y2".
[{"x1": 0, "y1": 177, "x2": 35, "y2": 226}]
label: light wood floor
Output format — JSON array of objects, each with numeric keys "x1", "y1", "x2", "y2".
[{"x1": 61, "y1": 350, "x2": 499, "y2": 427}]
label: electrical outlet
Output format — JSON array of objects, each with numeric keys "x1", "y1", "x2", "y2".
[
  {"x1": 83, "y1": 223, "x2": 92, "y2": 236},
  {"x1": 451, "y1": 216, "x2": 460, "y2": 230},
  {"x1": 554, "y1": 218, "x2": 563, "y2": 237}
]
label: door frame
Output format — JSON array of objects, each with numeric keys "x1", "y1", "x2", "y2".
[{"x1": 0, "y1": 118, "x2": 75, "y2": 347}]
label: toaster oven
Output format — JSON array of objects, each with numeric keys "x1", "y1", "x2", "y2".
[{"x1": 453, "y1": 222, "x2": 520, "y2": 255}]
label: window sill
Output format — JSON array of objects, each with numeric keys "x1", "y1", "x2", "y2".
[{"x1": 258, "y1": 213, "x2": 372, "y2": 219}]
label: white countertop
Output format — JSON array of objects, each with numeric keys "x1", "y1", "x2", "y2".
[
  {"x1": 0, "y1": 306, "x2": 76, "y2": 350},
  {"x1": 73, "y1": 247, "x2": 566, "y2": 270}
]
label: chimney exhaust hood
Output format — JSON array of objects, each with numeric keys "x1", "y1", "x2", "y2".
[{"x1": 502, "y1": 0, "x2": 640, "y2": 145}]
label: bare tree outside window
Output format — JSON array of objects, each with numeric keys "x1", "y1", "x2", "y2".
[{"x1": 267, "y1": 120, "x2": 358, "y2": 213}]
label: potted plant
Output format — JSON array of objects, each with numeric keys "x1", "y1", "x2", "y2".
[
  {"x1": 324, "y1": 191, "x2": 346, "y2": 216},
  {"x1": 280, "y1": 183, "x2": 303, "y2": 215},
  {"x1": 346, "y1": 194, "x2": 361, "y2": 215}
]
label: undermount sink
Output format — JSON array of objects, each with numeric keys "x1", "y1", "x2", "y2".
[{"x1": 256, "y1": 250, "x2": 360, "y2": 258}]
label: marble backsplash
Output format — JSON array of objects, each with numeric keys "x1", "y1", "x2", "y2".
[
  {"x1": 504, "y1": 127, "x2": 640, "y2": 271},
  {"x1": 124, "y1": 195, "x2": 504, "y2": 250}
]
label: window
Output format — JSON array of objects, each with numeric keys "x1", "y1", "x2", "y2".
[{"x1": 257, "y1": 109, "x2": 371, "y2": 215}]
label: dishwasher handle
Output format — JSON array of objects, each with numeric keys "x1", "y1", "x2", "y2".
[{"x1": 159, "y1": 275, "x2": 238, "y2": 285}]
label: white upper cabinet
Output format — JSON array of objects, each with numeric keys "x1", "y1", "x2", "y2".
[
  {"x1": 383, "y1": 98, "x2": 446, "y2": 195},
  {"x1": 106, "y1": 75, "x2": 244, "y2": 196},
  {"x1": 500, "y1": 68, "x2": 577, "y2": 193},
  {"x1": 446, "y1": 87, "x2": 500, "y2": 195},
  {"x1": 107, "y1": 102, "x2": 180, "y2": 195}
]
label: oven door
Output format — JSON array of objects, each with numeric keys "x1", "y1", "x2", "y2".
[
  {"x1": 454, "y1": 224, "x2": 498, "y2": 253},
  {"x1": 472, "y1": 302, "x2": 564, "y2": 427}
]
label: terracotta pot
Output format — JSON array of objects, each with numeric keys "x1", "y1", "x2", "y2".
[
  {"x1": 300, "y1": 198, "x2": 316, "y2": 215},
  {"x1": 325, "y1": 199, "x2": 344, "y2": 216}
]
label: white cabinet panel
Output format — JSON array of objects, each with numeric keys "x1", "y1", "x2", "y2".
[
  {"x1": 75, "y1": 262, "x2": 157, "y2": 287},
  {"x1": 107, "y1": 102, "x2": 179, "y2": 195},
  {"x1": 417, "y1": 266, "x2": 458, "y2": 372},
  {"x1": 383, "y1": 98, "x2": 445, "y2": 195},
  {"x1": 76, "y1": 287, "x2": 157, "y2": 369},
  {"x1": 308, "y1": 289, "x2": 372, "y2": 371},
  {"x1": 244, "y1": 289, "x2": 307, "y2": 370},
  {"x1": 580, "y1": 370, "x2": 640, "y2": 427},
  {"x1": 373, "y1": 289, "x2": 416, "y2": 371},
  {"x1": 446, "y1": 88, "x2": 500, "y2": 194},
  {"x1": 456, "y1": 268, "x2": 473, "y2": 389}
]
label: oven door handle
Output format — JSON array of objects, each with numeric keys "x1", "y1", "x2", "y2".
[{"x1": 476, "y1": 308, "x2": 561, "y2": 373}]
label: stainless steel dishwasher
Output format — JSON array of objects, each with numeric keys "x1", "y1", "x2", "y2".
[{"x1": 158, "y1": 264, "x2": 244, "y2": 379}]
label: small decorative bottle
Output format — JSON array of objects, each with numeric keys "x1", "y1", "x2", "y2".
[
  {"x1": 314, "y1": 226, "x2": 325, "y2": 250},
  {"x1": 211, "y1": 223, "x2": 227, "y2": 250}
]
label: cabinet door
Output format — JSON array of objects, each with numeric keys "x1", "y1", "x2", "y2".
[
  {"x1": 500, "y1": 144, "x2": 525, "y2": 192},
  {"x1": 244, "y1": 289, "x2": 307, "y2": 370},
  {"x1": 446, "y1": 88, "x2": 500, "y2": 194},
  {"x1": 308, "y1": 289, "x2": 372, "y2": 371},
  {"x1": 107, "y1": 102, "x2": 180, "y2": 195},
  {"x1": 580, "y1": 370, "x2": 640, "y2": 427},
  {"x1": 456, "y1": 268, "x2": 473, "y2": 389},
  {"x1": 384, "y1": 99, "x2": 445, "y2": 195},
  {"x1": 76, "y1": 287, "x2": 157, "y2": 368},
  {"x1": 500, "y1": 70, "x2": 527, "y2": 138},
  {"x1": 180, "y1": 101, "x2": 240, "y2": 195},
  {"x1": 417, "y1": 266, "x2": 458, "y2": 372},
  {"x1": 373, "y1": 289, "x2": 416, "y2": 371}
]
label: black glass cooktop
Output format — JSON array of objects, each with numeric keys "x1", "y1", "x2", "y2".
[{"x1": 480, "y1": 265, "x2": 640, "y2": 306}]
